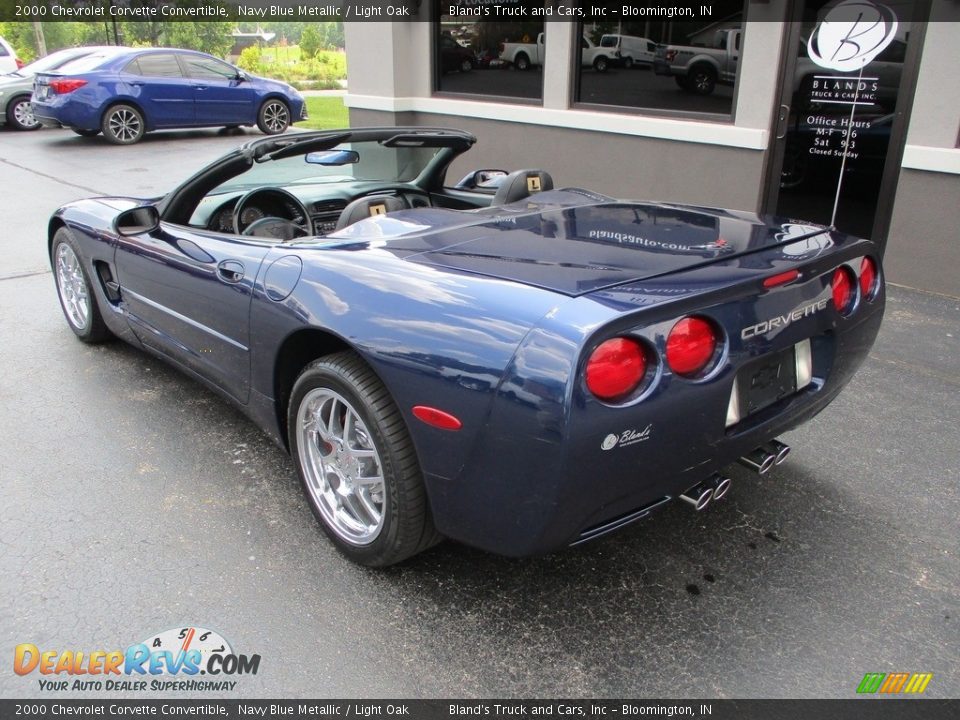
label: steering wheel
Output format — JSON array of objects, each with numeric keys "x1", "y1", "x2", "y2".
[
  {"x1": 241, "y1": 217, "x2": 310, "y2": 241},
  {"x1": 233, "y1": 187, "x2": 313, "y2": 237}
]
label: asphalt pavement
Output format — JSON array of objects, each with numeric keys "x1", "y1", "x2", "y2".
[{"x1": 0, "y1": 126, "x2": 957, "y2": 699}]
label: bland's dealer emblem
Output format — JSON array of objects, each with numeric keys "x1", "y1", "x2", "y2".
[
  {"x1": 602, "y1": 424, "x2": 652, "y2": 451},
  {"x1": 807, "y1": 0, "x2": 899, "y2": 72}
]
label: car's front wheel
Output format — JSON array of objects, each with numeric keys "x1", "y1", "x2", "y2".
[
  {"x1": 52, "y1": 228, "x2": 112, "y2": 343},
  {"x1": 594, "y1": 56, "x2": 609, "y2": 73},
  {"x1": 257, "y1": 99, "x2": 290, "y2": 135},
  {"x1": 288, "y1": 352, "x2": 440, "y2": 566},
  {"x1": 6, "y1": 95, "x2": 40, "y2": 130},
  {"x1": 101, "y1": 104, "x2": 145, "y2": 144}
]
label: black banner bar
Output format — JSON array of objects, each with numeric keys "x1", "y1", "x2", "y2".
[
  {"x1": 0, "y1": 700, "x2": 958, "y2": 720},
  {"x1": 0, "y1": 1, "x2": 745, "y2": 24}
]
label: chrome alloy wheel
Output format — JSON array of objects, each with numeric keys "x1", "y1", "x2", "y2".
[
  {"x1": 296, "y1": 388, "x2": 386, "y2": 545},
  {"x1": 108, "y1": 108, "x2": 141, "y2": 142},
  {"x1": 13, "y1": 99, "x2": 38, "y2": 129},
  {"x1": 262, "y1": 102, "x2": 289, "y2": 133},
  {"x1": 55, "y1": 242, "x2": 89, "y2": 330}
]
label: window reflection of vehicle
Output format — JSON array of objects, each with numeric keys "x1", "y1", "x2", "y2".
[
  {"x1": 439, "y1": 33, "x2": 474, "y2": 74},
  {"x1": 600, "y1": 34, "x2": 657, "y2": 69}
]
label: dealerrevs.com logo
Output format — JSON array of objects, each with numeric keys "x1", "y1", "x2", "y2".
[{"x1": 13, "y1": 626, "x2": 260, "y2": 692}]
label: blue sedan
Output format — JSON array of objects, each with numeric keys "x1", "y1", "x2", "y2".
[{"x1": 31, "y1": 46, "x2": 306, "y2": 144}]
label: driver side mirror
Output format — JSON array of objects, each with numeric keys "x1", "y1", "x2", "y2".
[
  {"x1": 236, "y1": 70, "x2": 248, "y2": 82},
  {"x1": 454, "y1": 169, "x2": 507, "y2": 191},
  {"x1": 114, "y1": 205, "x2": 160, "y2": 236}
]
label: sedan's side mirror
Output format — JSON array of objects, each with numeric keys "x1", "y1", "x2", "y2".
[
  {"x1": 114, "y1": 206, "x2": 160, "y2": 236},
  {"x1": 236, "y1": 70, "x2": 248, "y2": 82}
]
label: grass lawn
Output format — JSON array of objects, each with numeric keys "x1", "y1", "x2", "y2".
[{"x1": 295, "y1": 96, "x2": 349, "y2": 130}]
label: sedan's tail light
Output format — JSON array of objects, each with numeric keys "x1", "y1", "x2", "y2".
[
  {"x1": 586, "y1": 337, "x2": 646, "y2": 401},
  {"x1": 831, "y1": 266, "x2": 857, "y2": 315},
  {"x1": 859, "y1": 256, "x2": 878, "y2": 300},
  {"x1": 49, "y1": 79, "x2": 88, "y2": 94},
  {"x1": 16, "y1": 58, "x2": 24, "y2": 70},
  {"x1": 666, "y1": 317, "x2": 719, "y2": 377},
  {"x1": 665, "y1": 50, "x2": 677, "y2": 61}
]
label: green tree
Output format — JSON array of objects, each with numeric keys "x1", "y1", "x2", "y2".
[
  {"x1": 164, "y1": 22, "x2": 232, "y2": 58},
  {"x1": 299, "y1": 24, "x2": 321, "y2": 58},
  {"x1": 320, "y1": 22, "x2": 344, "y2": 50}
]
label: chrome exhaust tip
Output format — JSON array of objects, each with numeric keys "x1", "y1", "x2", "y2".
[
  {"x1": 679, "y1": 483, "x2": 714, "y2": 511},
  {"x1": 710, "y1": 473, "x2": 732, "y2": 500},
  {"x1": 766, "y1": 439, "x2": 791, "y2": 465},
  {"x1": 738, "y1": 448, "x2": 777, "y2": 475}
]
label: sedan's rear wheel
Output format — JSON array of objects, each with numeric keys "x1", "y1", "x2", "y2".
[
  {"x1": 257, "y1": 99, "x2": 290, "y2": 135},
  {"x1": 52, "y1": 228, "x2": 112, "y2": 343},
  {"x1": 288, "y1": 352, "x2": 440, "y2": 566},
  {"x1": 7, "y1": 95, "x2": 40, "y2": 131},
  {"x1": 102, "y1": 104, "x2": 145, "y2": 144}
]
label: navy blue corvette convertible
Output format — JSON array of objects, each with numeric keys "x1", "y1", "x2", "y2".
[{"x1": 49, "y1": 127, "x2": 884, "y2": 566}]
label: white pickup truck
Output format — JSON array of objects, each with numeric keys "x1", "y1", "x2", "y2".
[
  {"x1": 499, "y1": 33, "x2": 619, "y2": 72},
  {"x1": 653, "y1": 28, "x2": 741, "y2": 95}
]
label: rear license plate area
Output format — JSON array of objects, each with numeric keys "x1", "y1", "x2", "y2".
[{"x1": 738, "y1": 347, "x2": 797, "y2": 416}]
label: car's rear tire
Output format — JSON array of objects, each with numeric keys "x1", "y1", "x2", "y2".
[
  {"x1": 52, "y1": 228, "x2": 112, "y2": 343},
  {"x1": 514, "y1": 53, "x2": 530, "y2": 71},
  {"x1": 7, "y1": 95, "x2": 40, "y2": 131},
  {"x1": 594, "y1": 56, "x2": 609, "y2": 73},
  {"x1": 101, "y1": 104, "x2": 145, "y2": 144},
  {"x1": 72, "y1": 128, "x2": 100, "y2": 137},
  {"x1": 288, "y1": 352, "x2": 441, "y2": 567},
  {"x1": 257, "y1": 99, "x2": 290, "y2": 135},
  {"x1": 460, "y1": 58, "x2": 473, "y2": 73},
  {"x1": 623, "y1": 57, "x2": 634, "y2": 70}
]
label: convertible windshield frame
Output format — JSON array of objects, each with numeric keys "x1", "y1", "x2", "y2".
[{"x1": 160, "y1": 127, "x2": 477, "y2": 227}]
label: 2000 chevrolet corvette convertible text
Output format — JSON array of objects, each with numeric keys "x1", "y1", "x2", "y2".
[{"x1": 49, "y1": 127, "x2": 884, "y2": 566}]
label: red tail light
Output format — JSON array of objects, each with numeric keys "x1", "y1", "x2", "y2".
[
  {"x1": 665, "y1": 50, "x2": 678, "y2": 62},
  {"x1": 16, "y1": 58, "x2": 25, "y2": 70},
  {"x1": 831, "y1": 266, "x2": 856, "y2": 315},
  {"x1": 666, "y1": 317, "x2": 718, "y2": 377},
  {"x1": 859, "y1": 257, "x2": 878, "y2": 299},
  {"x1": 49, "y1": 79, "x2": 88, "y2": 94},
  {"x1": 586, "y1": 337, "x2": 646, "y2": 401}
]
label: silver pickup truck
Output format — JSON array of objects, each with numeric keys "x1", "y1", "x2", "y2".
[{"x1": 654, "y1": 28, "x2": 741, "y2": 95}]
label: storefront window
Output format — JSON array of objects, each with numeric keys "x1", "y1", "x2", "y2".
[
  {"x1": 435, "y1": 2, "x2": 544, "y2": 101},
  {"x1": 575, "y1": 0, "x2": 748, "y2": 116}
]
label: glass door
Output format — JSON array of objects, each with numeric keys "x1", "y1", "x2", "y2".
[{"x1": 765, "y1": 0, "x2": 921, "y2": 243}]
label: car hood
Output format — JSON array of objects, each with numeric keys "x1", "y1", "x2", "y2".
[{"x1": 326, "y1": 190, "x2": 832, "y2": 296}]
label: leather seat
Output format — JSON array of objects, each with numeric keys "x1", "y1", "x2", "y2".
[
  {"x1": 490, "y1": 169, "x2": 554, "y2": 206},
  {"x1": 335, "y1": 195, "x2": 407, "y2": 231}
]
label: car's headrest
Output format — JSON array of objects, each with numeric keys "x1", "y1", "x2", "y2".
[
  {"x1": 335, "y1": 195, "x2": 407, "y2": 231},
  {"x1": 491, "y1": 169, "x2": 554, "y2": 206}
]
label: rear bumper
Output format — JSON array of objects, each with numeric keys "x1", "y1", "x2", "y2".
[
  {"x1": 426, "y1": 283, "x2": 885, "y2": 557},
  {"x1": 32, "y1": 99, "x2": 97, "y2": 130}
]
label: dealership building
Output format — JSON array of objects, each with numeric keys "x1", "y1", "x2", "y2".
[{"x1": 343, "y1": 0, "x2": 959, "y2": 296}]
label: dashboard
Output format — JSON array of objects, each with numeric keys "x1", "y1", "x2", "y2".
[{"x1": 195, "y1": 182, "x2": 434, "y2": 238}]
